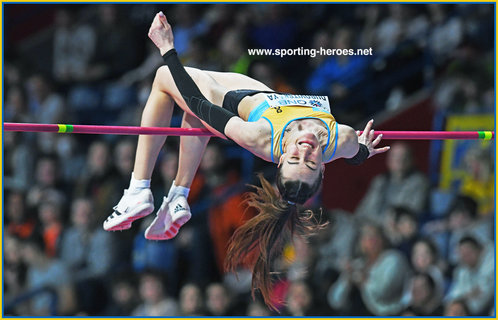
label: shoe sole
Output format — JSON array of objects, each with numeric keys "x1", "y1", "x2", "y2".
[
  {"x1": 145, "y1": 221, "x2": 182, "y2": 240},
  {"x1": 104, "y1": 204, "x2": 154, "y2": 231}
]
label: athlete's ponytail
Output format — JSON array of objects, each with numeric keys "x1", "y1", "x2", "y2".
[{"x1": 224, "y1": 174, "x2": 326, "y2": 310}]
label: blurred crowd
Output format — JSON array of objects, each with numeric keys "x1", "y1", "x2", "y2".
[{"x1": 4, "y1": 3, "x2": 495, "y2": 316}]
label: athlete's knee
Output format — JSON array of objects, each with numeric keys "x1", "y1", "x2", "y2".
[
  {"x1": 152, "y1": 66, "x2": 173, "y2": 89},
  {"x1": 184, "y1": 67, "x2": 203, "y2": 84},
  {"x1": 156, "y1": 65, "x2": 202, "y2": 89}
]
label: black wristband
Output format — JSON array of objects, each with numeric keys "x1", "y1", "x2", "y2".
[
  {"x1": 345, "y1": 143, "x2": 370, "y2": 165},
  {"x1": 162, "y1": 49, "x2": 236, "y2": 135}
]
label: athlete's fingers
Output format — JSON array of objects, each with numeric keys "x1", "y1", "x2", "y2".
[
  {"x1": 368, "y1": 129, "x2": 375, "y2": 142},
  {"x1": 148, "y1": 14, "x2": 162, "y2": 35},
  {"x1": 151, "y1": 12, "x2": 162, "y2": 27},
  {"x1": 158, "y1": 11, "x2": 170, "y2": 28},
  {"x1": 372, "y1": 133, "x2": 382, "y2": 147},
  {"x1": 362, "y1": 119, "x2": 373, "y2": 138},
  {"x1": 372, "y1": 146, "x2": 390, "y2": 156}
]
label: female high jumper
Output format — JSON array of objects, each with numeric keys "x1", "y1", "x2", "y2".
[{"x1": 103, "y1": 11, "x2": 389, "y2": 308}]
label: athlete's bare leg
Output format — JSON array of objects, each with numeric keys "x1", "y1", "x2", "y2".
[
  {"x1": 174, "y1": 112, "x2": 210, "y2": 187},
  {"x1": 132, "y1": 66, "x2": 220, "y2": 181},
  {"x1": 203, "y1": 70, "x2": 272, "y2": 91},
  {"x1": 133, "y1": 82, "x2": 174, "y2": 180},
  {"x1": 134, "y1": 65, "x2": 272, "y2": 183}
]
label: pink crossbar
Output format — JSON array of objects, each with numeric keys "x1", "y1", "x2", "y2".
[{"x1": 3, "y1": 122, "x2": 494, "y2": 140}]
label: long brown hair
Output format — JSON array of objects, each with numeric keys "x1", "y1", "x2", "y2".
[{"x1": 224, "y1": 173, "x2": 326, "y2": 310}]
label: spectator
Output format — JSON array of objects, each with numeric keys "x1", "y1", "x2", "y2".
[
  {"x1": 203, "y1": 143, "x2": 255, "y2": 273},
  {"x1": 307, "y1": 27, "x2": 371, "y2": 97},
  {"x1": 444, "y1": 299, "x2": 470, "y2": 316},
  {"x1": 445, "y1": 236, "x2": 494, "y2": 315},
  {"x1": 372, "y1": 4, "x2": 405, "y2": 54},
  {"x1": 60, "y1": 198, "x2": 116, "y2": 280},
  {"x1": 384, "y1": 206, "x2": 419, "y2": 258},
  {"x1": 328, "y1": 222, "x2": 410, "y2": 316},
  {"x1": 308, "y1": 30, "x2": 332, "y2": 68},
  {"x1": 427, "y1": 4, "x2": 464, "y2": 62},
  {"x1": 313, "y1": 210, "x2": 358, "y2": 301},
  {"x1": 153, "y1": 149, "x2": 179, "y2": 208},
  {"x1": 460, "y1": 146, "x2": 494, "y2": 217},
  {"x1": 248, "y1": 4, "x2": 297, "y2": 51},
  {"x1": 171, "y1": 4, "x2": 209, "y2": 55},
  {"x1": 402, "y1": 272, "x2": 443, "y2": 316},
  {"x1": 6, "y1": 191, "x2": 36, "y2": 240},
  {"x1": 246, "y1": 300, "x2": 272, "y2": 316},
  {"x1": 52, "y1": 7, "x2": 96, "y2": 84},
  {"x1": 21, "y1": 238, "x2": 75, "y2": 316},
  {"x1": 4, "y1": 62, "x2": 23, "y2": 87},
  {"x1": 4, "y1": 131, "x2": 34, "y2": 192},
  {"x1": 53, "y1": 135, "x2": 86, "y2": 184},
  {"x1": 179, "y1": 283, "x2": 205, "y2": 316},
  {"x1": 74, "y1": 140, "x2": 120, "y2": 223},
  {"x1": 5, "y1": 85, "x2": 31, "y2": 123},
  {"x1": 85, "y1": 4, "x2": 139, "y2": 82},
  {"x1": 101, "y1": 275, "x2": 140, "y2": 316},
  {"x1": 355, "y1": 142, "x2": 430, "y2": 219},
  {"x1": 306, "y1": 27, "x2": 373, "y2": 123},
  {"x1": 423, "y1": 194, "x2": 491, "y2": 265},
  {"x1": 132, "y1": 272, "x2": 179, "y2": 316},
  {"x1": 132, "y1": 218, "x2": 178, "y2": 280},
  {"x1": 26, "y1": 156, "x2": 66, "y2": 210},
  {"x1": 282, "y1": 280, "x2": 322, "y2": 316},
  {"x1": 37, "y1": 200, "x2": 64, "y2": 258},
  {"x1": 205, "y1": 283, "x2": 233, "y2": 316},
  {"x1": 59, "y1": 198, "x2": 116, "y2": 314},
  {"x1": 119, "y1": 42, "x2": 163, "y2": 86},
  {"x1": 410, "y1": 238, "x2": 446, "y2": 297},
  {"x1": 26, "y1": 74, "x2": 65, "y2": 124},
  {"x1": 411, "y1": 238, "x2": 442, "y2": 273},
  {"x1": 113, "y1": 138, "x2": 137, "y2": 191},
  {"x1": 4, "y1": 235, "x2": 27, "y2": 303}
]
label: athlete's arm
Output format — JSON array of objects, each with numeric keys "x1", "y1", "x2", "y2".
[
  {"x1": 332, "y1": 124, "x2": 360, "y2": 160},
  {"x1": 149, "y1": 12, "x2": 236, "y2": 136},
  {"x1": 331, "y1": 120, "x2": 390, "y2": 162},
  {"x1": 225, "y1": 117, "x2": 273, "y2": 161}
]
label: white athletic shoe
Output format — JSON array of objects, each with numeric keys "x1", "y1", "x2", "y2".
[
  {"x1": 144, "y1": 195, "x2": 191, "y2": 240},
  {"x1": 103, "y1": 189, "x2": 154, "y2": 231}
]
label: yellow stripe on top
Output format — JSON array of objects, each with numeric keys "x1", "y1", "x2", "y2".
[{"x1": 260, "y1": 106, "x2": 338, "y2": 163}]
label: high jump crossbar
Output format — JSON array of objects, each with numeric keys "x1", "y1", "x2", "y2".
[{"x1": 3, "y1": 122, "x2": 495, "y2": 140}]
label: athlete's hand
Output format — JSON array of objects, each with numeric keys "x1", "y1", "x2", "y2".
[
  {"x1": 148, "y1": 11, "x2": 174, "y2": 56},
  {"x1": 356, "y1": 119, "x2": 390, "y2": 158}
]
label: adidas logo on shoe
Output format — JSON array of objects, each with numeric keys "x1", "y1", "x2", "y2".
[
  {"x1": 144, "y1": 196, "x2": 191, "y2": 240},
  {"x1": 174, "y1": 203, "x2": 186, "y2": 214}
]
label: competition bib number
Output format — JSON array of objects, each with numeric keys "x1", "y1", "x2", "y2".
[{"x1": 264, "y1": 93, "x2": 331, "y2": 113}]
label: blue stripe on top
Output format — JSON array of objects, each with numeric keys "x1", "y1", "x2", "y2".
[
  {"x1": 248, "y1": 101, "x2": 271, "y2": 122},
  {"x1": 261, "y1": 117, "x2": 275, "y2": 163},
  {"x1": 326, "y1": 122, "x2": 339, "y2": 161}
]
